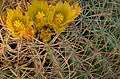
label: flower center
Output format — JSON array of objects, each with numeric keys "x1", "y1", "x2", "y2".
[
  {"x1": 13, "y1": 20, "x2": 24, "y2": 31},
  {"x1": 36, "y1": 11, "x2": 45, "y2": 22},
  {"x1": 54, "y1": 13, "x2": 64, "y2": 25}
]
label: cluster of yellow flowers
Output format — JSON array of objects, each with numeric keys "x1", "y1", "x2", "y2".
[{"x1": 6, "y1": 0, "x2": 81, "y2": 42}]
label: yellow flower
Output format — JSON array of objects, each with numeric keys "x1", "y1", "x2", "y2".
[
  {"x1": 50, "y1": 0, "x2": 73, "y2": 4},
  {"x1": 6, "y1": 7, "x2": 34, "y2": 40},
  {"x1": 50, "y1": 1, "x2": 77, "y2": 34},
  {"x1": 23, "y1": 26, "x2": 35, "y2": 40},
  {"x1": 40, "y1": 28, "x2": 52, "y2": 43},
  {"x1": 72, "y1": 2, "x2": 82, "y2": 19},
  {"x1": 27, "y1": 0, "x2": 49, "y2": 29},
  {"x1": 62, "y1": 0, "x2": 73, "y2": 3}
]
